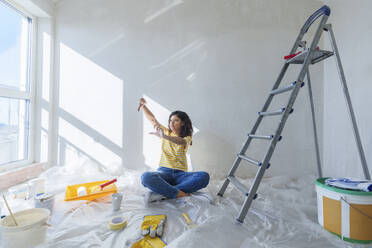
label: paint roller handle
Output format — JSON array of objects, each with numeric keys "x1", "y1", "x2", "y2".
[
  {"x1": 301, "y1": 5, "x2": 330, "y2": 33},
  {"x1": 100, "y1": 179, "x2": 117, "y2": 190}
]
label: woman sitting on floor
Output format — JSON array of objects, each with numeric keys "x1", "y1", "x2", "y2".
[{"x1": 137, "y1": 97, "x2": 210, "y2": 203}]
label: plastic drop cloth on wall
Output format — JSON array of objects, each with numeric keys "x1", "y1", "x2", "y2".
[{"x1": 1, "y1": 159, "x2": 366, "y2": 248}]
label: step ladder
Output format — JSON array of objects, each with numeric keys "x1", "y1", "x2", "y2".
[{"x1": 217, "y1": 5, "x2": 371, "y2": 223}]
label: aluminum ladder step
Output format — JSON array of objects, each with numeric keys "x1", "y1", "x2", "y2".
[
  {"x1": 238, "y1": 154, "x2": 262, "y2": 166},
  {"x1": 286, "y1": 48, "x2": 333, "y2": 64},
  {"x1": 228, "y1": 176, "x2": 257, "y2": 199},
  {"x1": 248, "y1": 134, "x2": 273, "y2": 140},
  {"x1": 258, "y1": 107, "x2": 293, "y2": 116},
  {"x1": 238, "y1": 154, "x2": 271, "y2": 169},
  {"x1": 270, "y1": 82, "x2": 305, "y2": 95},
  {"x1": 248, "y1": 133, "x2": 282, "y2": 142}
]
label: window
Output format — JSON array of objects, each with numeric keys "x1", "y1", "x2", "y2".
[{"x1": 0, "y1": 1, "x2": 34, "y2": 167}]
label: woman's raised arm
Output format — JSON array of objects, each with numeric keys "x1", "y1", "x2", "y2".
[{"x1": 138, "y1": 98, "x2": 160, "y2": 128}]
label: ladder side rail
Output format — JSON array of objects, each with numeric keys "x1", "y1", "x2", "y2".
[
  {"x1": 218, "y1": 10, "x2": 325, "y2": 199},
  {"x1": 269, "y1": 5, "x2": 325, "y2": 91},
  {"x1": 218, "y1": 62, "x2": 293, "y2": 197},
  {"x1": 220, "y1": 31, "x2": 303, "y2": 179},
  {"x1": 257, "y1": 14, "x2": 329, "y2": 183},
  {"x1": 254, "y1": 13, "x2": 311, "y2": 118},
  {"x1": 236, "y1": 81, "x2": 305, "y2": 221},
  {"x1": 219, "y1": 63, "x2": 295, "y2": 196},
  {"x1": 269, "y1": 26, "x2": 307, "y2": 92},
  {"x1": 236, "y1": 15, "x2": 330, "y2": 222},
  {"x1": 218, "y1": 134, "x2": 254, "y2": 196},
  {"x1": 306, "y1": 70, "x2": 322, "y2": 177},
  {"x1": 238, "y1": 12, "x2": 312, "y2": 149},
  {"x1": 236, "y1": 164, "x2": 267, "y2": 222},
  {"x1": 252, "y1": 65, "x2": 289, "y2": 133},
  {"x1": 326, "y1": 24, "x2": 371, "y2": 180},
  {"x1": 301, "y1": 5, "x2": 331, "y2": 34},
  {"x1": 236, "y1": 93, "x2": 300, "y2": 222},
  {"x1": 296, "y1": 15, "x2": 330, "y2": 88}
]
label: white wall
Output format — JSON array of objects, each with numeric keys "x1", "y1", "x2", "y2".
[
  {"x1": 34, "y1": 17, "x2": 53, "y2": 165},
  {"x1": 51, "y1": 0, "x2": 325, "y2": 178},
  {"x1": 323, "y1": 0, "x2": 372, "y2": 178}
]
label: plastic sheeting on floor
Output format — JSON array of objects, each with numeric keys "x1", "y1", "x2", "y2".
[{"x1": 1, "y1": 161, "x2": 368, "y2": 248}]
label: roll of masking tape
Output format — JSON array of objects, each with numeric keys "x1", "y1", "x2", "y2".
[{"x1": 109, "y1": 216, "x2": 127, "y2": 230}]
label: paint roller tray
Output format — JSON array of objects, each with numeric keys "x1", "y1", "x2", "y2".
[{"x1": 64, "y1": 180, "x2": 117, "y2": 201}]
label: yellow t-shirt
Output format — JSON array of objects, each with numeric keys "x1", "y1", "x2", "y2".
[{"x1": 158, "y1": 125, "x2": 192, "y2": 171}]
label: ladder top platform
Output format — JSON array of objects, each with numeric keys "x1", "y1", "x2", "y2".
[{"x1": 287, "y1": 49, "x2": 334, "y2": 65}]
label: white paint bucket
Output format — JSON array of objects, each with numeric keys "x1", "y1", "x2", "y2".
[
  {"x1": 315, "y1": 178, "x2": 372, "y2": 244},
  {"x1": 0, "y1": 208, "x2": 50, "y2": 248}
]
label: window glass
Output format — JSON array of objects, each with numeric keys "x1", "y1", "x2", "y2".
[
  {"x1": 0, "y1": 2, "x2": 31, "y2": 91},
  {"x1": 0, "y1": 1, "x2": 32, "y2": 166},
  {"x1": 0, "y1": 97, "x2": 30, "y2": 165}
]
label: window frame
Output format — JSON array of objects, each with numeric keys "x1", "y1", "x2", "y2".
[{"x1": 0, "y1": 0, "x2": 37, "y2": 172}]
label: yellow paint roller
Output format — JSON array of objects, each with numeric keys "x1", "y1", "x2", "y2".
[{"x1": 89, "y1": 179, "x2": 117, "y2": 194}]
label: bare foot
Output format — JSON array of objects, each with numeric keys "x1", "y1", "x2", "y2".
[{"x1": 176, "y1": 190, "x2": 190, "y2": 198}]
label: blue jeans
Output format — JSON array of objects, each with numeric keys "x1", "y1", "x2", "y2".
[{"x1": 141, "y1": 167, "x2": 210, "y2": 199}]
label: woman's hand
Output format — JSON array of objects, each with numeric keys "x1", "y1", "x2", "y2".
[
  {"x1": 149, "y1": 126, "x2": 164, "y2": 139},
  {"x1": 137, "y1": 98, "x2": 146, "y2": 112},
  {"x1": 153, "y1": 123, "x2": 161, "y2": 130}
]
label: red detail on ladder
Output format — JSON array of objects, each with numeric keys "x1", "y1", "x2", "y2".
[
  {"x1": 284, "y1": 51, "x2": 302, "y2": 60},
  {"x1": 284, "y1": 47, "x2": 320, "y2": 60}
]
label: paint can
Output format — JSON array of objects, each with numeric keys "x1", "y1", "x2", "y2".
[
  {"x1": 34, "y1": 193, "x2": 55, "y2": 213},
  {"x1": 0, "y1": 208, "x2": 50, "y2": 248},
  {"x1": 315, "y1": 178, "x2": 372, "y2": 244}
]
